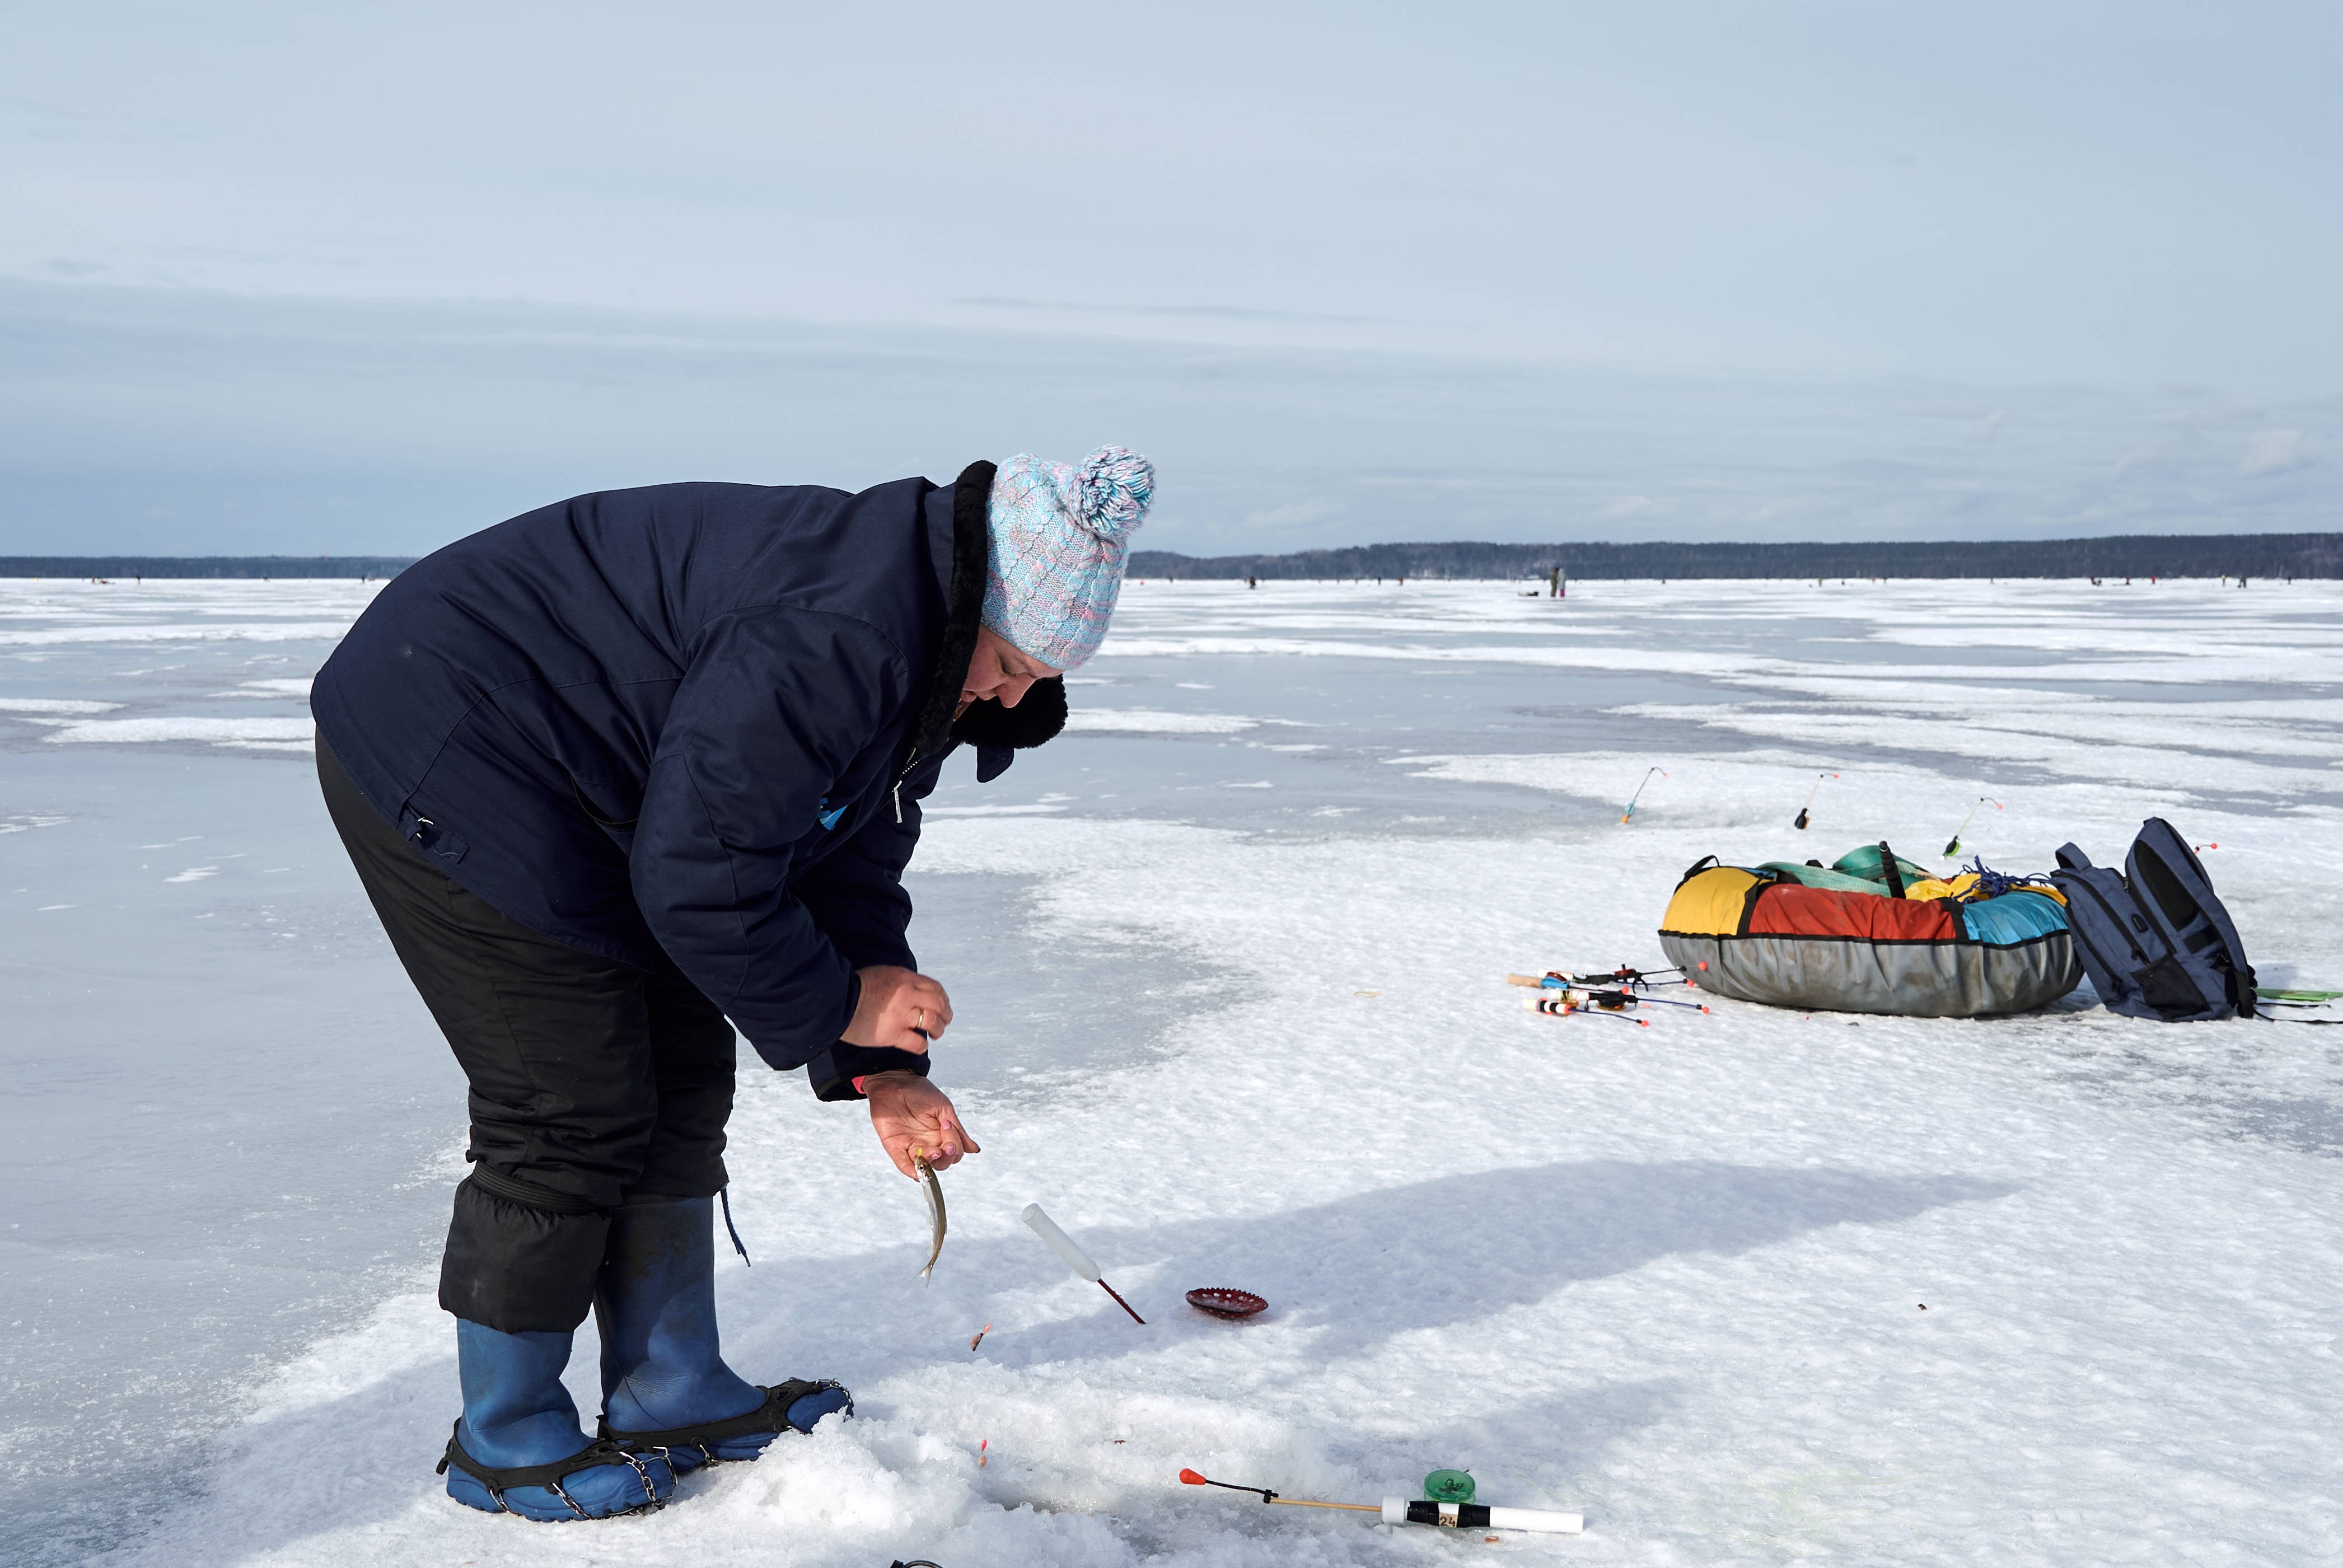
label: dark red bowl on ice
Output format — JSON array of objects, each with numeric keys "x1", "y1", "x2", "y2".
[{"x1": 1186, "y1": 1287, "x2": 1268, "y2": 1319}]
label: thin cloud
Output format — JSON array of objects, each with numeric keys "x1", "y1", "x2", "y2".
[
  {"x1": 2239, "y1": 429, "x2": 2308, "y2": 476},
  {"x1": 953, "y1": 295, "x2": 1383, "y2": 326}
]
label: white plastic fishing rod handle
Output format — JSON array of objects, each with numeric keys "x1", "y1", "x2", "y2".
[
  {"x1": 1379, "y1": 1497, "x2": 1584, "y2": 1534},
  {"x1": 1020, "y1": 1203, "x2": 1102, "y2": 1282},
  {"x1": 1487, "y1": 1505, "x2": 1584, "y2": 1534}
]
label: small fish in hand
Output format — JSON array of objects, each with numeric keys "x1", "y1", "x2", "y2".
[{"x1": 914, "y1": 1151, "x2": 947, "y2": 1285}]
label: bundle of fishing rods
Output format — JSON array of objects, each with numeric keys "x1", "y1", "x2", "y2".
[{"x1": 1507, "y1": 965, "x2": 1710, "y2": 1024}]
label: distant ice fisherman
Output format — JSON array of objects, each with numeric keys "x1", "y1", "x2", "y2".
[{"x1": 310, "y1": 448, "x2": 1153, "y2": 1520}]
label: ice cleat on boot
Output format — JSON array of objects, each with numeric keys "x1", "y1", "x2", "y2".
[
  {"x1": 441, "y1": 1318, "x2": 674, "y2": 1520},
  {"x1": 602, "y1": 1378, "x2": 854, "y2": 1469},
  {"x1": 593, "y1": 1195, "x2": 853, "y2": 1472}
]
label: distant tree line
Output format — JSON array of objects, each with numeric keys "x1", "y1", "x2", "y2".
[
  {"x1": 1127, "y1": 533, "x2": 2343, "y2": 581},
  {"x1": 8, "y1": 532, "x2": 2342, "y2": 582},
  {"x1": 0, "y1": 555, "x2": 418, "y2": 578}
]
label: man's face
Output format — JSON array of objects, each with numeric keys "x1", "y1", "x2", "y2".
[{"x1": 961, "y1": 625, "x2": 1060, "y2": 710}]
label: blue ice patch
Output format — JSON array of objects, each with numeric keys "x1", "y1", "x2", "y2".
[{"x1": 816, "y1": 797, "x2": 848, "y2": 831}]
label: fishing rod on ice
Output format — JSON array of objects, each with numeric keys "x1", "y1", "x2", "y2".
[
  {"x1": 1944, "y1": 798, "x2": 2001, "y2": 857},
  {"x1": 1793, "y1": 772, "x2": 1839, "y2": 830},
  {"x1": 1178, "y1": 1469, "x2": 1583, "y2": 1536},
  {"x1": 1504, "y1": 966, "x2": 1692, "y2": 989},
  {"x1": 1551, "y1": 963, "x2": 1691, "y2": 990},
  {"x1": 1620, "y1": 767, "x2": 1667, "y2": 824},
  {"x1": 1022, "y1": 1204, "x2": 1146, "y2": 1323},
  {"x1": 1523, "y1": 993, "x2": 1648, "y2": 1024},
  {"x1": 1519, "y1": 989, "x2": 1707, "y2": 1021},
  {"x1": 1507, "y1": 971, "x2": 1709, "y2": 1010}
]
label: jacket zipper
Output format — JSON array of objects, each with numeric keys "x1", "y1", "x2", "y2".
[{"x1": 892, "y1": 746, "x2": 924, "y2": 823}]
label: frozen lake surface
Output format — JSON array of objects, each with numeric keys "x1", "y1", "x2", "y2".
[{"x1": 4, "y1": 574, "x2": 2342, "y2": 1565}]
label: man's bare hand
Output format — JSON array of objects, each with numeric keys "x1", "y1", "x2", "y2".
[
  {"x1": 865, "y1": 1071, "x2": 981, "y2": 1178},
  {"x1": 845, "y1": 965, "x2": 952, "y2": 1053}
]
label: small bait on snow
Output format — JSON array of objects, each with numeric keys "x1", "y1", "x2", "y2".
[
  {"x1": 968, "y1": 1322, "x2": 989, "y2": 1351},
  {"x1": 977, "y1": 1439, "x2": 988, "y2": 1467},
  {"x1": 1353, "y1": 989, "x2": 1381, "y2": 998}
]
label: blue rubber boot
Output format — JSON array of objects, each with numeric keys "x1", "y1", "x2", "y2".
[
  {"x1": 440, "y1": 1319, "x2": 674, "y2": 1520},
  {"x1": 596, "y1": 1196, "x2": 852, "y2": 1472}
]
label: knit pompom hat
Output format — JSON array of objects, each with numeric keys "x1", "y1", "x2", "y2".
[{"x1": 981, "y1": 445, "x2": 1155, "y2": 670}]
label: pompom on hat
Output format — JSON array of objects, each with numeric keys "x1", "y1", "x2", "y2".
[{"x1": 981, "y1": 445, "x2": 1155, "y2": 670}]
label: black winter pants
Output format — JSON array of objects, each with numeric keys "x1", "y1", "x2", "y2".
[{"x1": 320, "y1": 737, "x2": 737, "y2": 1333}]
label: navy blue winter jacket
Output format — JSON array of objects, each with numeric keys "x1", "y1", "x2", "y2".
[{"x1": 314, "y1": 461, "x2": 1064, "y2": 1098}]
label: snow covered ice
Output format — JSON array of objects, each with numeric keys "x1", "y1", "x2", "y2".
[{"x1": 6, "y1": 573, "x2": 2343, "y2": 1565}]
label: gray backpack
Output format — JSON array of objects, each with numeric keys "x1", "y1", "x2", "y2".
[{"x1": 2050, "y1": 818, "x2": 2256, "y2": 1021}]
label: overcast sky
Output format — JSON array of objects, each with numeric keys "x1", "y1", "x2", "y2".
[{"x1": 4, "y1": 1, "x2": 2337, "y2": 555}]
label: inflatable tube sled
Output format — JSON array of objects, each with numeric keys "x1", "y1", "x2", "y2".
[{"x1": 1658, "y1": 843, "x2": 2082, "y2": 1017}]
